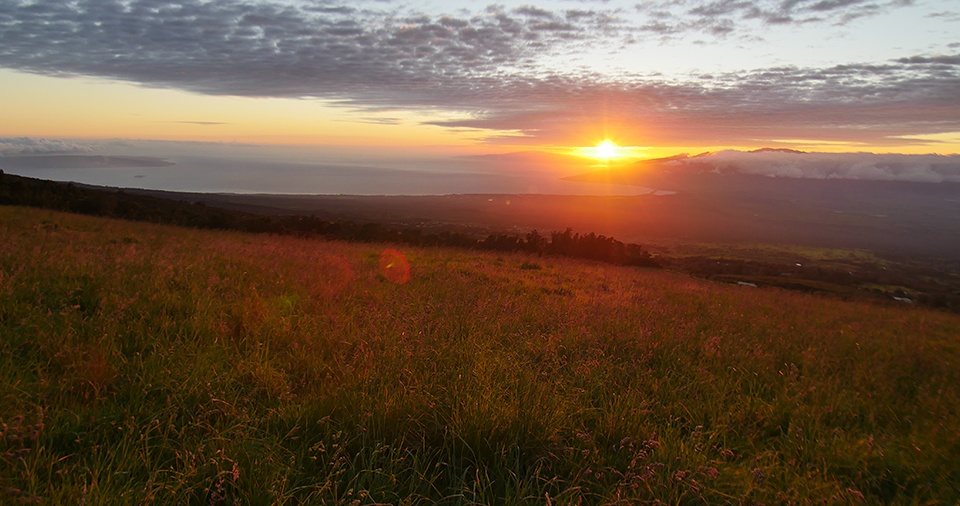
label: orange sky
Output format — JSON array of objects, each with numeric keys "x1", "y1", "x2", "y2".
[{"x1": 0, "y1": 70, "x2": 488, "y2": 150}]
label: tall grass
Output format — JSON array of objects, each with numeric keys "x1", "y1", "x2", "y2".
[{"x1": 1, "y1": 205, "x2": 958, "y2": 504}]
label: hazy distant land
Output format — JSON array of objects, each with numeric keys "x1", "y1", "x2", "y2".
[
  {"x1": 4, "y1": 147, "x2": 959, "y2": 259},
  {"x1": 129, "y1": 175, "x2": 960, "y2": 261},
  {"x1": 8, "y1": 168, "x2": 958, "y2": 310}
]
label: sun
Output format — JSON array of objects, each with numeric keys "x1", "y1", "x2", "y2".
[
  {"x1": 594, "y1": 140, "x2": 620, "y2": 160},
  {"x1": 571, "y1": 139, "x2": 640, "y2": 163}
]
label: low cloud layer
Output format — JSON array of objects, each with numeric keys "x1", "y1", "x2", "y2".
[
  {"x1": 0, "y1": 137, "x2": 93, "y2": 156},
  {"x1": 0, "y1": 0, "x2": 957, "y2": 146},
  {"x1": 667, "y1": 150, "x2": 960, "y2": 183}
]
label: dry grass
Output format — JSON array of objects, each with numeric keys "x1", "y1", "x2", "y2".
[{"x1": 1, "y1": 205, "x2": 958, "y2": 504}]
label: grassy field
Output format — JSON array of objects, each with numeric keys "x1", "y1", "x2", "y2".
[{"x1": 1, "y1": 205, "x2": 958, "y2": 504}]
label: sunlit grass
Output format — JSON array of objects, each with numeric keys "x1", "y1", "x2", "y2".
[
  {"x1": 660, "y1": 241, "x2": 888, "y2": 265},
  {"x1": 1, "y1": 206, "x2": 958, "y2": 504}
]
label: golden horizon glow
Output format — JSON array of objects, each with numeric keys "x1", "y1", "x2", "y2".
[
  {"x1": 2, "y1": 70, "x2": 959, "y2": 157},
  {"x1": 0, "y1": 69, "x2": 492, "y2": 148}
]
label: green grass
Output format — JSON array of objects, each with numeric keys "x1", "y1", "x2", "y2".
[
  {"x1": 1, "y1": 205, "x2": 959, "y2": 504},
  {"x1": 658, "y1": 241, "x2": 887, "y2": 267},
  {"x1": 709, "y1": 274, "x2": 888, "y2": 301}
]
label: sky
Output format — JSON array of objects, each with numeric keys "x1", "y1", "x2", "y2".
[{"x1": 1, "y1": 0, "x2": 959, "y2": 159}]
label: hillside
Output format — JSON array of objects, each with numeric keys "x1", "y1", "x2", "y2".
[
  {"x1": 4, "y1": 170, "x2": 957, "y2": 312},
  {"x1": 1, "y1": 205, "x2": 958, "y2": 504}
]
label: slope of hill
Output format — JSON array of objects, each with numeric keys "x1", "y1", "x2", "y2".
[
  {"x1": 3, "y1": 171, "x2": 959, "y2": 311},
  {"x1": 1, "y1": 206, "x2": 958, "y2": 503}
]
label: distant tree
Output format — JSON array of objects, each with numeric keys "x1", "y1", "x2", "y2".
[{"x1": 525, "y1": 229, "x2": 546, "y2": 254}]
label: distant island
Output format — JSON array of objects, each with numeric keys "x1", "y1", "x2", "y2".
[{"x1": 0, "y1": 155, "x2": 175, "y2": 169}]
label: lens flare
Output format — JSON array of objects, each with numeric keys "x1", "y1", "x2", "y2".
[{"x1": 379, "y1": 248, "x2": 411, "y2": 284}]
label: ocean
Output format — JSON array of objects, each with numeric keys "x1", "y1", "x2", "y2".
[{"x1": 0, "y1": 142, "x2": 652, "y2": 196}]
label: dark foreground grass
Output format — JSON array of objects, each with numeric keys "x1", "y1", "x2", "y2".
[{"x1": 1, "y1": 205, "x2": 958, "y2": 504}]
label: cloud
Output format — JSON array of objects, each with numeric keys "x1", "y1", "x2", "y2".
[
  {"x1": 0, "y1": 0, "x2": 625, "y2": 97},
  {"x1": 927, "y1": 10, "x2": 960, "y2": 21},
  {"x1": 895, "y1": 54, "x2": 960, "y2": 65},
  {"x1": 172, "y1": 121, "x2": 230, "y2": 126},
  {"x1": 635, "y1": 0, "x2": 914, "y2": 34},
  {"x1": 0, "y1": 137, "x2": 93, "y2": 156},
  {"x1": 665, "y1": 149, "x2": 960, "y2": 183},
  {"x1": 421, "y1": 57, "x2": 960, "y2": 146}
]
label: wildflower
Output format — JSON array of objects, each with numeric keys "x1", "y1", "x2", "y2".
[
  {"x1": 698, "y1": 466, "x2": 720, "y2": 479},
  {"x1": 704, "y1": 336, "x2": 722, "y2": 357}
]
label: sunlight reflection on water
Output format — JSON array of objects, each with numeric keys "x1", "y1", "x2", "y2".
[{"x1": 2, "y1": 154, "x2": 654, "y2": 196}]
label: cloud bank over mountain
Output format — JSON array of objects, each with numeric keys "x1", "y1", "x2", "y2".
[
  {"x1": 0, "y1": 137, "x2": 93, "y2": 156},
  {"x1": 659, "y1": 150, "x2": 960, "y2": 183}
]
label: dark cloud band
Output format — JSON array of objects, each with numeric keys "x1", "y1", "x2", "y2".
[{"x1": 0, "y1": 0, "x2": 623, "y2": 96}]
